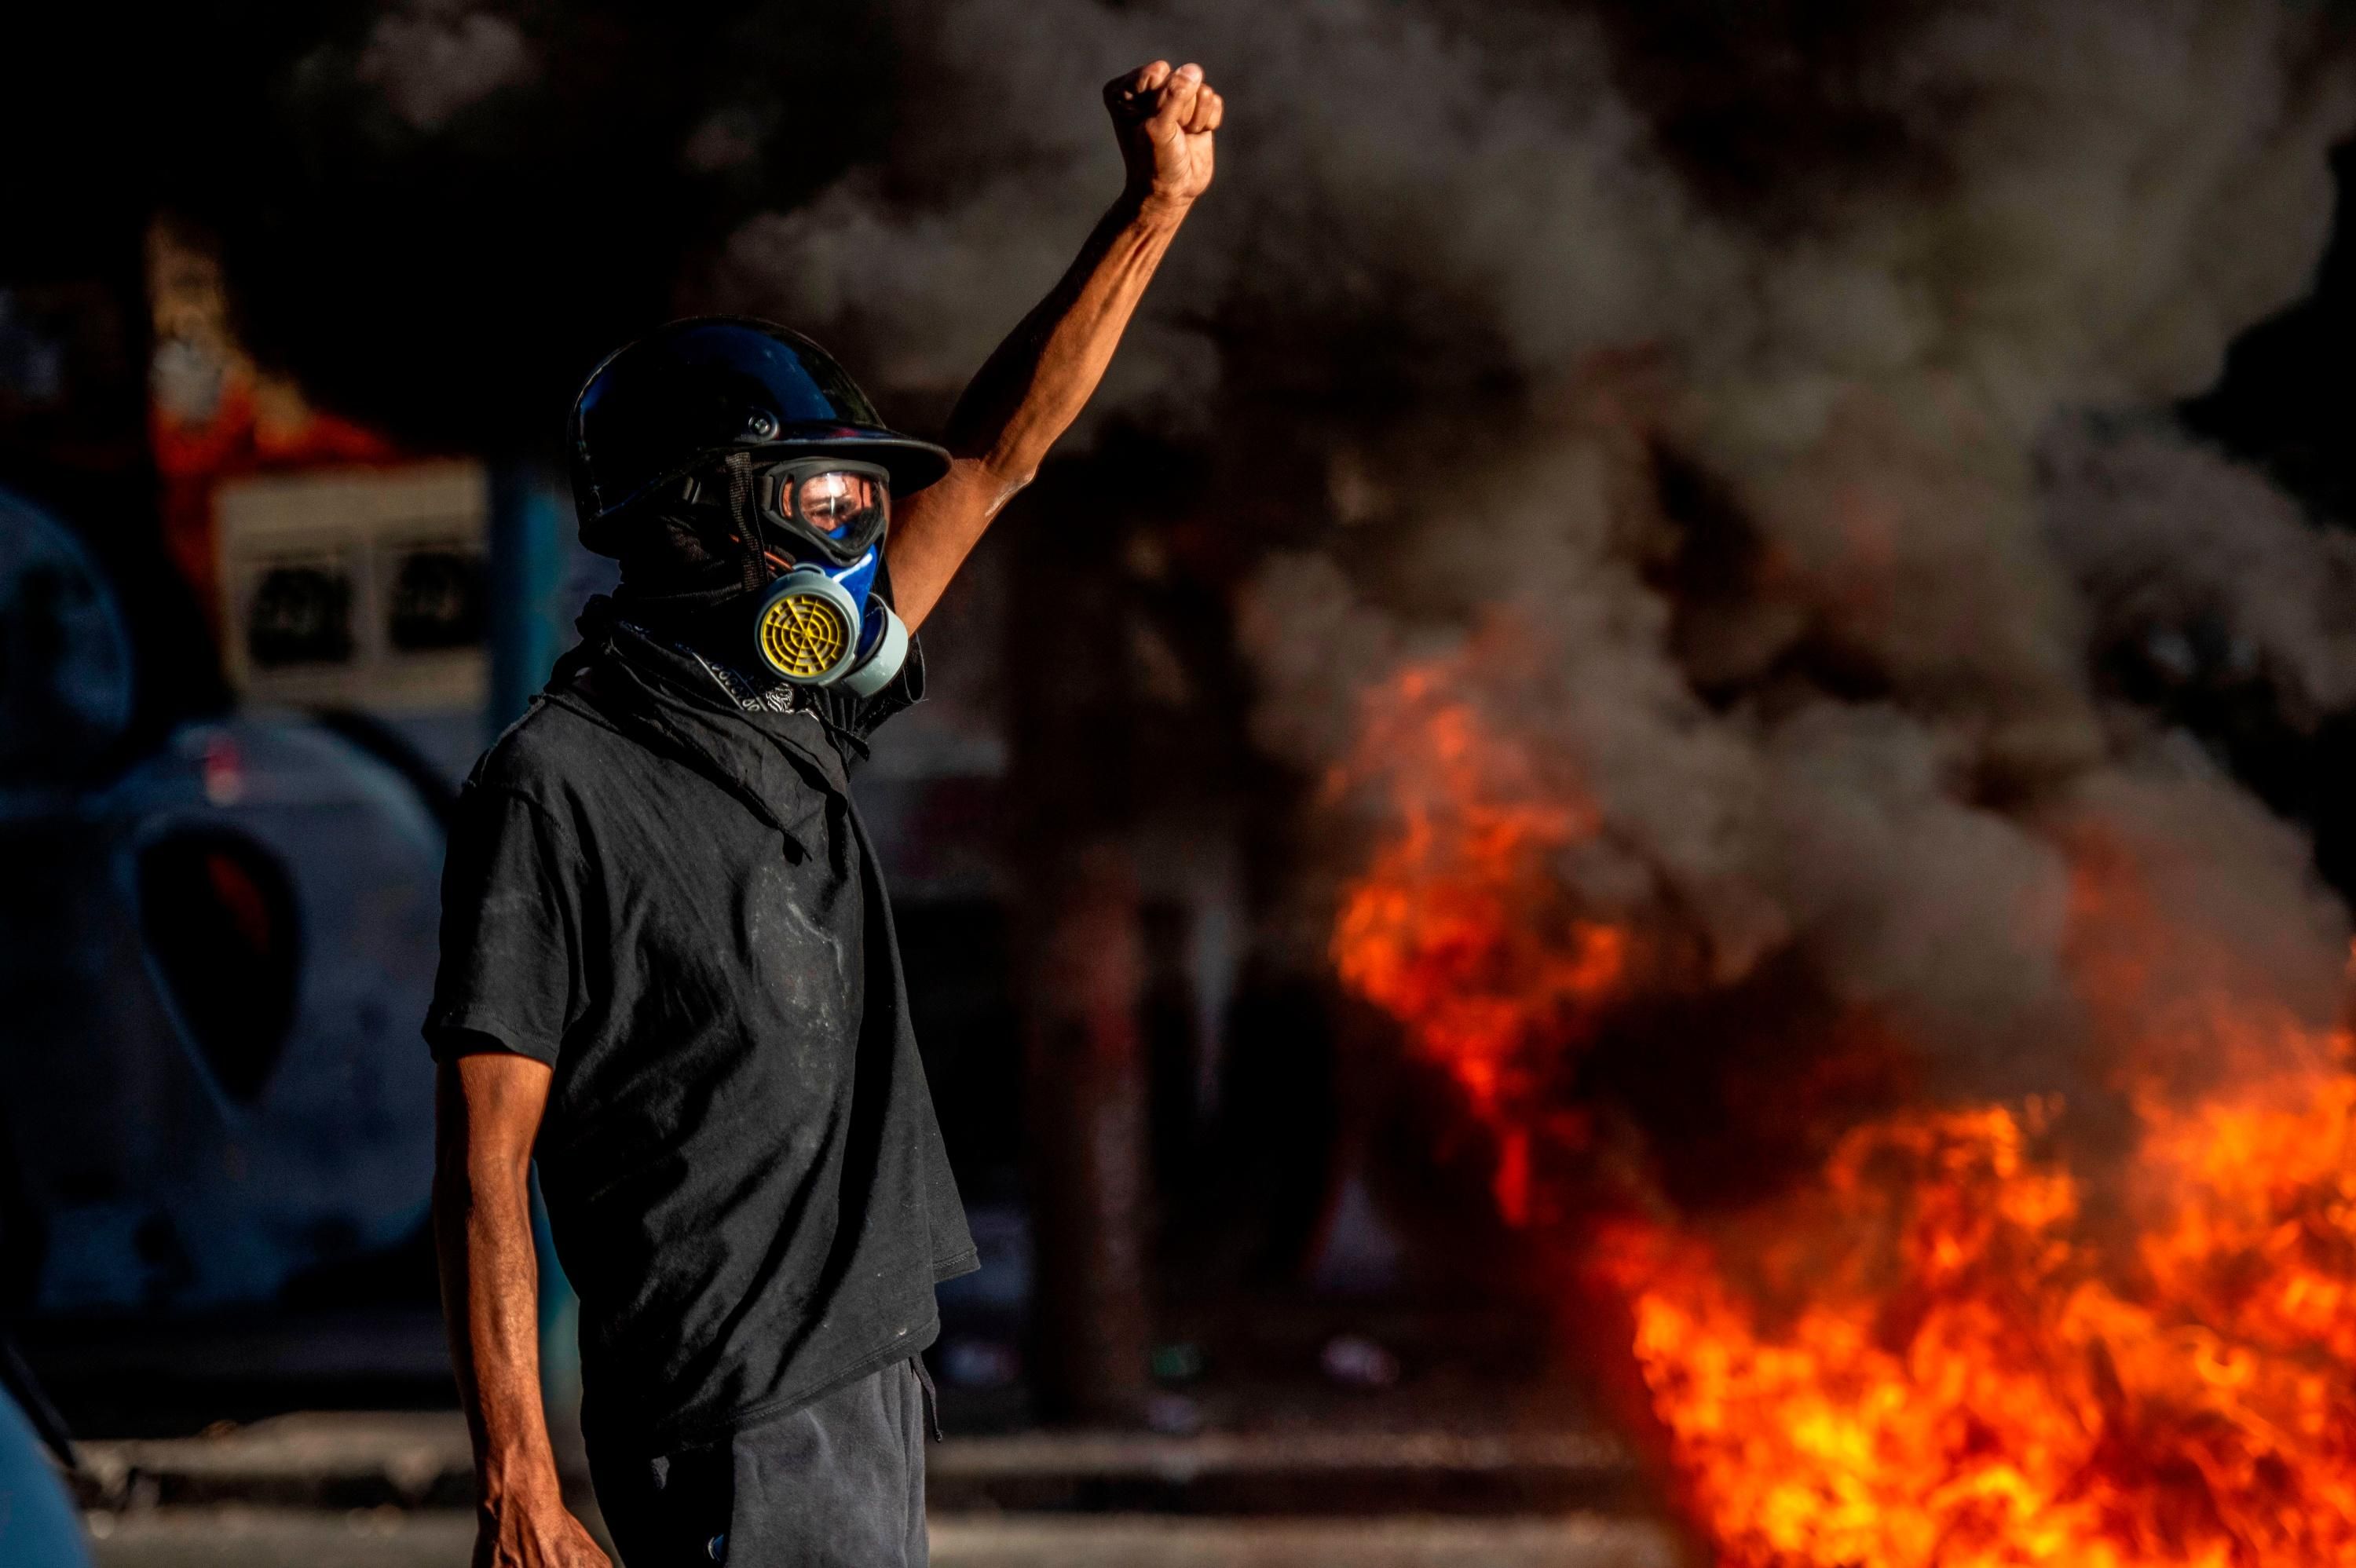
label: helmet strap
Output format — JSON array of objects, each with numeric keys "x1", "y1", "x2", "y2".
[{"x1": 723, "y1": 450, "x2": 766, "y2": 593}]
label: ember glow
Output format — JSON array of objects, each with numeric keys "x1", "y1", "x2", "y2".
[{"x1": 1330, "y1": 666, "x2": 2356, "y2": 1566}]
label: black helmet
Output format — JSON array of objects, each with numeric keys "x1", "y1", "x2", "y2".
[{"x1": 568, "y1": 316, "x2": 953, "y2": 556}]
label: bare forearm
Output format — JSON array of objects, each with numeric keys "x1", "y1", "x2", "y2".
[
  {"x1": 948, "y1": 192, "x2": 1189, "y2": 484},
  {"x1": 434, "y1": 1055, "x2": 606, "y2": 1566},
  {"x1": 890, "y1": 195, "x2": 1191, "y2": 628},
  {"x1": 436, "y1": 1175, "x2": 555, "y2": 1495},
  {"x1": 433, "y1": 1081, "x2": 561, "y2": 1507}
]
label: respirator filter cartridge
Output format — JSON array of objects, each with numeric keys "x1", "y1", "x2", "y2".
[{"x1": 754, "y1": 569, "x2": 862, "y2": 684}]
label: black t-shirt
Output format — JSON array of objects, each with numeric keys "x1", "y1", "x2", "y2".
[{"x1": 426, "y1": 601, "x2": 975, "y2": 1453}]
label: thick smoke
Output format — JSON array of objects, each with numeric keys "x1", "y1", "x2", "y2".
[
  {"x1": 708, "y1": 1, "x2": 2356, "y2": 1109},
  {"x1": 2046, "y1": 418, "x2": 2356, "y2": 726}
]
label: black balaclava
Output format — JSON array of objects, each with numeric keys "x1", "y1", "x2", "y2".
[{"x1": 605, "y1": 498, "x2": 770, "y2": 673}]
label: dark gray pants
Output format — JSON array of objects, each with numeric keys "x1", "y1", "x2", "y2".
[{"x1": 590, "y1": 1358, "x2": 935, "y2": 1567}]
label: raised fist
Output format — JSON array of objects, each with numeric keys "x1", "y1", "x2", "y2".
[{"x1": 1105, "y1": 60, "x2": 1222, "y2": 209}]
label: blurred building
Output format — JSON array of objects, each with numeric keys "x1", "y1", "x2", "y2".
[
  {"x1": 0, "y1": 225, "x2": 461, "y2": 1404},
  {"x1": 149, "y1": 220, "x2": 492, "y2": 780},
  {"x1": 0, "y1": 487, "x2": 441, "y2": 1327}
]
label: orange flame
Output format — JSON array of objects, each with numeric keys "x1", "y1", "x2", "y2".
[
  {"x1": 1328, "y1": 652, "x2": 2356, "y2": 1566},
  {"x1": 1608, "y1": 1066, "x2": 2356, "y2": 1567},
  {"x1": 1328, "y1": 654, "x2": 1628, "y2": 1128}
]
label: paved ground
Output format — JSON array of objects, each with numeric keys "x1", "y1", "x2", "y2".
[
  {"x1": 68, "y1": 1408, "x2": 1690, "y2": 1565},
  {"x1": 75, "y1": 1413, "x2": 1645, "y2": 1515},
  {"x1": 86, "y1": 1508, "x2": 472, "y2": 1568},
  {"x1": 87, "y1": 1508, "x2": 1690, "y2": 1567}
]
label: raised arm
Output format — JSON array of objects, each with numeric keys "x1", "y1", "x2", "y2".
[
  {"x1": 434, "y1": 1053, "x2": 608, "y2": 1568},
  {"x1": 887, "y1": 59, "x2": 1224, "y2": 630}
]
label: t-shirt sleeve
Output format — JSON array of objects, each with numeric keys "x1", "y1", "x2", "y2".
[{"x1": 424, "y1": 782, "x2": 587, "y2": 1066}]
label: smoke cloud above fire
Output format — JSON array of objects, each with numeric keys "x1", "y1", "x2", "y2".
[{"x1": 710, "y1": 0, "x2": 2356, "y2": 1109}]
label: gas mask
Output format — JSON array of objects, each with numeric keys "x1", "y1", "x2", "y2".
[{"x1": 737, "y1": 459, "x2": 909, "y2": 699}]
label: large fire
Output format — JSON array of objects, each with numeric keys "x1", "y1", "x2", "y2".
[{"x1": 1329, "y1": 658, "x2": 2356, "y2": 1566}]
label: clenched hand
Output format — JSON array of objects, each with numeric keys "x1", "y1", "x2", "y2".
[
  {"x1": 889, "y1": 56, "x2": 1221, "y2": 628},
  {"x1": 474, "y1": 1498, "x2": 609, "y2": 1568},
  {"x1": 1106, "y1": 60, "x2": 1222, "y2": 210}
]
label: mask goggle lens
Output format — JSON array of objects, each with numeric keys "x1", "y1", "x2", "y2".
[
  {"x1": 759, "y1": 462, "x2": 890, "y2": 562},
  {"x1": 798, "y1": 470, "x2": 884, "y2": 536}
]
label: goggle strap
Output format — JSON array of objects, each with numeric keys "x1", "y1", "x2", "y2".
[{"x1": 723, "y1": 450, "x2": 765, "y2": 594}]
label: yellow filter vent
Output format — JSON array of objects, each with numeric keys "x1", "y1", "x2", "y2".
[{"x1": 757, "y1": 588, "x2": 854, "y2": 680}]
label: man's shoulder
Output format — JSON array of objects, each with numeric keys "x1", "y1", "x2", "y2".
[{"x1": 464, "y1": 685, "x2": 634, "y2": 807}]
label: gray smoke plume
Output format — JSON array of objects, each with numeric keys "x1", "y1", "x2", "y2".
[
  {"x1": 708, "y1": 0, "x2": 2356, "y2": 1101},
  {"x1": 356, "y1": 1, "x2": 536, "y2": 131}
]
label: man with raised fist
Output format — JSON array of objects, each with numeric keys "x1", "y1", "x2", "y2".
[{"x1": 427, "y1": 60, "x2": 1222, "y2": 1568}]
